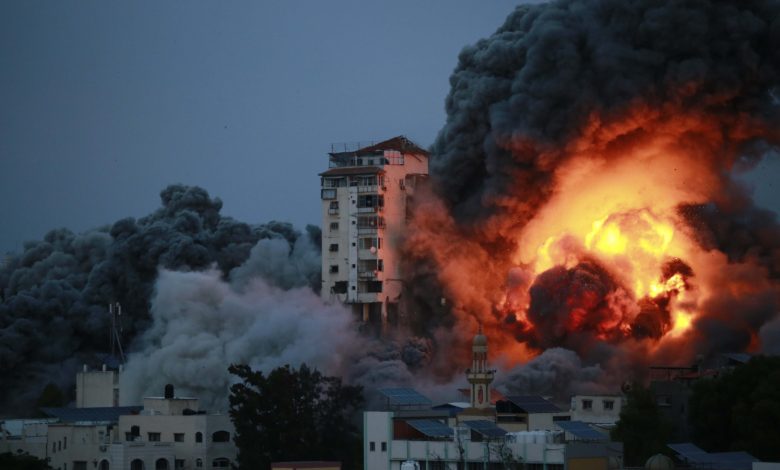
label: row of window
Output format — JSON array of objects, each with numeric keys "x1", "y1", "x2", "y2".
[
  {"x1": 52, "y1": 436, "x2": 67, "y2": 453},
  {"x1": 329, "y1": 260, "x2": 384, "y2": 274},
  {"x1": 580, "y1": 399, "x2": 614, "y2": 410},
  {"x1": 322, "y1": 175, "x2": 384, "y2": 188},
  {"x1": 368, "y1": 441, "x2": 387, "y2": 452},
  {"x1": 128, "y1": 458, "x2": 230, "y2": 470},
  {"x1": 125, "y1": 428, "x2": 230, "y2": 443}
]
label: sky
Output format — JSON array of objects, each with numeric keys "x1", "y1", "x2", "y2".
[{"x1": 1, "y1": 1, "x2": 778, "y2": 254}]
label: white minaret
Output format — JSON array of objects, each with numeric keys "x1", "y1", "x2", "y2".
[{"x1": 466, "y1": 324, "x2": 495, "y2": 409}]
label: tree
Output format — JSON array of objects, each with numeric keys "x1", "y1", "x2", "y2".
[
  {"x1": 35, "y1": 383, "x2": 65, "y2": 409},
  {"x1": 228, "y1": 363, "x2": 364, "y2": 470},
  {"x1": 611, "y1": 386, "x2": 672, "y2": 466},
  {"x1": 689, "y1": 356, "x2": 780, "y2": 461},
  {"x1": 0, "y1": 452, "x2": 51, "y2": 470}
]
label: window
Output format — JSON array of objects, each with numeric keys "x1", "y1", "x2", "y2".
[
  {"x1": 212, "y1": 458, "x2": 230, "y2": 468},
  {"x1": 212, "y1": 430, "x2": 230, "y2": 442},
  {"x1": 155, "y1": 459, "x2": 169, "y2": 470},
  {"x1": 381, "y1": 442, "x2": 387, "y2": 452},
  {"x1": 130, "y1": 425, "x2": 140, "y2": 438},
  {"x1": 52, "y1": 442, "x2": 56, "y2": 453},
  {"x1": 329, "y1": 222, "x2": 339, "y2": 231},
  {"x1": 366, "y1": 281, "x2": 383, "y2": 293},
  {"x1": 357, "y1": 194, "x2": 384, "y2": 208},
  {"x1": 369, "y1": 441, "x2": 376, "y2": 451},
  {"x1": 58, "y1": 441, "x2": 61, "y2": 451},
  {"x1": 195, "y1": 459, "x2": 203, "y2": 468},
  {"x1": 357, "y1": 216, "x2": 385, "y2": 228},
  {"x1": 329, "y1": 243, "x2": 339, "y2": 252},
  {"x1": 174, "y1": 433, "x2": 184, "y2": 442},
  {"x1": 175, "y1": 460, "x2": 184, "y2": 469},
  {"x1": 359, "y1": 238, "x2": 381, "y2": 250},
  {"x1": 582, "y1": 399, "x2": 593, "y2": 410},
  {"x1": 323, "y1": 177, "x2": 345, "y2": 188},
  {"x1": 148, "y1": 432, "x2": 161, "y2": 442},
  {"x1": 329, "y1": 265, "x2": 339, "y2": 274},
  {"x1": 604, "y1": 400, "x2": 614, "y2": 410},
  {"x1": 328, "y1": 201, "x2": 339, "y2": 215},
  {"x1": 63, "y1": 437, "x2": 67, "y2": 449},
  {"x1": 332, "y1": 281, "x2": 347, "y2": 294},
  {"x1": 321, "y1": 188, "x2": 336, "y2": 200},
  {"x1": 99, "y1": 460, "x2": 109, "y2": 470},
  {"x1": 195, "y1": 432, "x2": 203, "y2": 443},
  {"x1": 130, "y1": 460, "x2": 144, "y2": 470}
]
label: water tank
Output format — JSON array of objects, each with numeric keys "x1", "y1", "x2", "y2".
[
  {"x1": 645, "y1": 454, "x2": 674, "y2": 470},
  {"x1": 164, "y1": 384, "x2": 174, "y2": 399},
  {"x1": 401, "y1": 461, "x2": 420, "y2": 470}
]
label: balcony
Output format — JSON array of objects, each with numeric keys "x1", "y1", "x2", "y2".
[
  {"x1": 328, "y1": 208, "x2": 339, "y2": 215},
  {"x1": 358, "y1": 270, "x2": 378, "y2": 279},
  {"x1": 356, "y1": 185, "x2": 379, "y2": 193},
  {"x1": 357, "y1": 206, "x2": 381, "y2": 214}
]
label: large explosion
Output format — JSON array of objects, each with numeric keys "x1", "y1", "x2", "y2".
[
  {"x1": 405, "y1": 0, "x2": 780, "y2": 389},
  {"x1": 3, "y1": 0, "x2": 780, "y2": 414}
]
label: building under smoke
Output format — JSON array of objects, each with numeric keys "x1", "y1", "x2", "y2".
[{"x1": 320, "y1": 136, "x2": 429, "y2": 330}]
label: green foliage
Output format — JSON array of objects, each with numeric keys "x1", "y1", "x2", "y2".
[
  {"x1": 0, "y1": 452, "x2": 51, "y2": 470},
  {"x1": 34, "y1": 383, "x2": 65, "y2": 416},
  {"x1": 228, "y1": 363, "x2": 364, "y2": 470},
  {"x1": 689, "y1": 355, "x2": 780, "y2": 461},
  {"x1": 611, "y1": 386, "x2": 672, "y2": 466}
]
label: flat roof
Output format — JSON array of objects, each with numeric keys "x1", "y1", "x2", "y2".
[
  {"x1": 319, "y1": 166, "x2": 383, "y2": 177},
  {"x1": 502, "y1": 396, "x2": 562, "y2": 413},
  {"x1": 41, "y1": 406, "x2": 142, "y2": 423}
]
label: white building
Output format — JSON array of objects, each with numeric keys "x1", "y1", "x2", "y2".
[
  {"x1": 320, "y1": 136, "x2": 429, "y2": 329},
  {"x1": 113, "y1": 385, "x2": 236, "y2": 470},
  {"x1": 2, "y1": 381, "x2": 235, "y2": 470},
  {"x1": 77, "y1": 364, "x2": 122, "y2": 408},
  {"x1": 569, "y1": 395, "x2": 624, "y2": 426},
  {"x1": 365, "y1": 330, "x2": 622, "y2": 470}
]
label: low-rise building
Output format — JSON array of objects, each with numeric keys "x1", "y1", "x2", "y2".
[
  {"x1": 570, "y1": 395, "x2": 623, "y2": 426},
  {"x1": 114, "y1": 385, "x2": 235, "y2": 470},
  {"x1": 364, "y1": 330, "x2": 621, "y2": 470}
]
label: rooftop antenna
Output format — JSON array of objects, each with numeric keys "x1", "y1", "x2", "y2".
[{"x1": 109, "y1": 302, "x2": 126, "y2": 364}]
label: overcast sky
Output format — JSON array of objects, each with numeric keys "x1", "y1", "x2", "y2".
[{"x1": 1, "y1": 1, "x2": 777, "y2": 254}]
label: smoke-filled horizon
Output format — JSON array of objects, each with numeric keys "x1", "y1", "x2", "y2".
[{"x1": 4, "y1": 0, "x2": 780, "y2": 416}]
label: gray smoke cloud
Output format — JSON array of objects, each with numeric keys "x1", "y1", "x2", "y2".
[
  {"x1": 496, "y1": 348, "x2": 610, "y2": 402},
  {"x1": 121, "y1": 239, "x2": 433, "y2": 408},
  {"x1": 0, "y1": 184, "x2": 322, "y2": 416}
]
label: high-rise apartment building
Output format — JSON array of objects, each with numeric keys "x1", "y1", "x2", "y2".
[{"x1": 320, "y1": 136, "x2": 428, "y2": 329}]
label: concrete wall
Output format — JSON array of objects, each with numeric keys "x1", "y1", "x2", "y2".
[
  {"x1": 118, "y1": 412, "x2": 235, "y2": 470},
  {"x1": 570, "y1": 395, "x2": 623, "y2": 425},
  {"x1": 48, "y1": 423, "x2": 113, "y2": 470},
  {"x1": 77, "y1": 369, "x2": 120, "y2": 408}
]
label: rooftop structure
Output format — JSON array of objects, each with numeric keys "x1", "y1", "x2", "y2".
[{"x1": 320, "y1": 135, "x2": 428, "y2": 331}]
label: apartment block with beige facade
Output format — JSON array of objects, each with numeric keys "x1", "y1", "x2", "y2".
[{"x1": 320, "y1": 136, "x2": 428, "y2": 330}]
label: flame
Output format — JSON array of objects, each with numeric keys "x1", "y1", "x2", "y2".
[{"x1": 406, "y1": 105, "x2": 778, "y2": 372}]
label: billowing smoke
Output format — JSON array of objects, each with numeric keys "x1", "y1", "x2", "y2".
[
  {"x1": 120, "y1": 238, "x2": 431, "y2": 410},
  {"x1": 405, "y1": 0, "x2": 780, "y2": 396},
  {"x1": 0, "y1": 184, "x2": 436, "y2": 414},
  {"x1": 0, "y1": 185, "x2": 325, "y2": 415}
]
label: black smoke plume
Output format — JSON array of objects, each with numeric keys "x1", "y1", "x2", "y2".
[
  {"x1": 0, "y1": 185, "x2": 321, "y2": 415},
  {"x1": 405, "y1": 0, "x2": 780, "y2": 396}
]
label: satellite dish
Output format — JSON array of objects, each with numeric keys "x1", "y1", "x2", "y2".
[{"x1": 369, "y1": 246, "x2": 377, "y2": 254}]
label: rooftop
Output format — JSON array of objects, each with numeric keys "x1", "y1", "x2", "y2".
[
  {"x1": 329, "y1": 135, "x2": 428, "y2": 158},
  {"x1": 41, "y1": 406, "x2": 142, "y2": 424}
]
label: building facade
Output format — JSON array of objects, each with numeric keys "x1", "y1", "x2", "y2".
[{"x1": 320, "y1": 136, "x2": 428, "y2": 330}]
